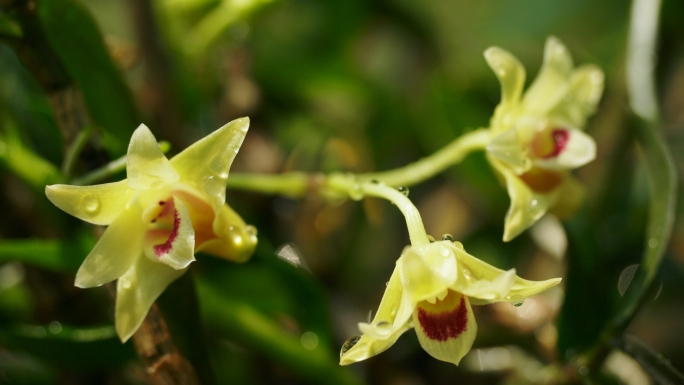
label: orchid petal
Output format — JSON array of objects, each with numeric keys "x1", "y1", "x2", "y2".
[
  {"x1": 45, "y1": 180, "x2": 133, "y2": 225},
  {"x1": 115, "y1": 256, "x2": 187, "y2": 342},
  {"x1": 126, "y1": 124, "x2": 179, "y2": 190},
  {"x1": 399, "y1": 243, "x2": 458, "y2": 303},
  {"x1": 340, "y1": 265, "x2": 412, "y2": 365},
  {"x1": 550, "y1": 65, "x2": 604, "y2": 127},
  {"x1": 488, "y1": 155, "x2": 552, "y2": 241},
  {"x1": 170, "y1": 118, "x2": 249, "y2": 214},
  {"x1": 74, "y1": 204, "x2": 144, "y2": 288},
  {"x1": 143, "y1": 198, "x2": 196, "y2": 270},
  {"x1": 484, "y1": 47, "x2": 526, "y2": 107},
  {"x1": 521, "y1": 36, "x2": 574, "y2": 115},
  {"x1": 487, "y1": 129, "x2": 529, "y2": 173},
  {"x1": 453, "y1": 248, "x2": 561, "y2": 305},
  {"x1": 197, "y1": 203, "x2": 257, "y2": 262},
  {"x1": 413, "y1": 291, "x2": 477, "y2": 365}
]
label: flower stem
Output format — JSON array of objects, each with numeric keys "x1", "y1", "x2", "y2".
[
  {"x1": 360, "y1": 128, "x2": 490, "y2": 187},
  {"x1": 61, "y1": 125, "x2": 93, "y2": 179},
  {"x1": 224, "y1": 128, "x2": 491, "y2": 197},
  {"x1": 325, "y1": 174, "x2": 430, "y2": 246}
]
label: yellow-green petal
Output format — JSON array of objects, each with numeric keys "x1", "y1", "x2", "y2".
[
  {"x1": 453, "y1": 248, "x2": 561, "y2": 305},
  {"x1": 457, "y1": 268, "x2": 517, "y2": 301},
  {"x1": 488, "y1": 156, "x2": 552, "y2": 242},
  {"x1": 74, "y1": 204, "x2": 144, "y2": 288},
  {"x1": 126, "y1": 124, "x2": 179, "y2": 190},
  {"x1": 399, "y1": 243, "x2": 458, "y2": 303},
  {"x1": 486, "y1": 128, "x2": 529, "y2": 174},
  {"x1": 340, "y1": 265, "x2": 413, "y2": 365},
  {"x1": 550, "y1": 65, "x2": 604, "y2": 127},
  {"x1": 196, "y1": 203, "x2": 257, "y2": 263},
  {"x1": 484, "y1": 46, "x2": 526, "y2": 107},
  {"x1": 115, "y1": 256, "x2": 187, "y2": 342},
  {"x1": 170, "y1": 117, "x2": 249, "y2": 214},
  {"x1": 45, "y1": 180, "x2": 134, "y2": 225},
  {"x1": 413, "y1": 291, "x2": 477, "y2": 365},
  {"x1": 521, "y1": 36, "x2": 574, "y2": 116}
]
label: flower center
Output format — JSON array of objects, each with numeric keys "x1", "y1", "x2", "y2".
[
  {"x1": 416, "y1": 290, "x2": 468, "y2": 342},
  {"x1": 529, "y1": 128, "x2": 569, "y2": 159}
]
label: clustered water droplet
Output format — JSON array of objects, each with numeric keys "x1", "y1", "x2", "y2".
[{"x1": 441, "y1": 234, "x2": 454, "y2": 242}]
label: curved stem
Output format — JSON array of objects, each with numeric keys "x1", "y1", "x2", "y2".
[
  {"x1": 360, "y1": 128, "x2": 490, "y2": 187},
  {"x1": 326, "y1": 174, "x2": 430, "y2": 246}
]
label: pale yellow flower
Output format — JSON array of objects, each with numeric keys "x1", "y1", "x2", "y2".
[
  {"x1": 484, "y1": 37, "x2": 604, "y2": 241},
  {"x1": 340, "y1": 240, "x2": 560, "y2": 366},
  {"x1": 45, "y1": 118, "x2": 257, "y2": 341}
]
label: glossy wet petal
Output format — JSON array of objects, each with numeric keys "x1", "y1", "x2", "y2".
[
  {"x1": 550, "y1": 65, "x2": 604, "y2": 127},
  {"x1": 199, "y1": 202, "x2": 257, "y2": 262},
  {"x1": 45, "y1": 180, "x2": 133, "y2": 225},
  {"x1": 452, "y1": 248, "x2": 561, "y2": 305},
  {"x1": 487, "y1": 128, "x2": 529, "y2": 173},
  {"x1": 143, "y1": 198, "x2": 196, "y2": 270},
  {"x1": 126, "y1": 124, "x2": 179, "y2": 190},
  {"x1": 74, "y1": 204, "x2": 144, "y2": 288},
  {"x1": 340, "y1": 265, "x2": 412, "y2": 365},
  {"x1": 413, "y1": 290, "x2": 477, "y2": 365},
  {"x1": 115, "y1": 256, "x2": 187, "y2": 342},
  {"x1": 484, "y1": 46, "x2": 526, "y2": 107},
  {"x1": 488, "y1": 156, "x2": 552, "y2": 241},
  {"x1": 170, "y1": 117, "x2": 249, "y2": 213},
  {"x1": 399, "y1": 243, "x2": 458, "y2": 303},
  {"x1": 521, "y1": 36, "x2": 574, "y2": 116}
]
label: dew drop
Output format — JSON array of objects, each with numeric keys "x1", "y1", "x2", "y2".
[
  {"x1": 245, "y1": 225, "x2": 258, "y2": 237},
  {"x1": 618, "y1": 264, "x2": 639, "y2": 296},
  {"x1": 530, "y1": 199, "x2": 538, "y2": 208},
  {"x1": 81, "y1": 195, "x2": 101, "y2": 216},
  {"x1": 427, "y1": 235, "x2": 435, "y2": 243},
  {"x1": 439, "y1": 245, "x2": 451, "y2": 257},
  {"x1": 397, "y1": 186, "x2": 409, "y2": 196},
  {"x1": 349, "y1": 184, "x2": 364, "y2": 201},
  {"x1": 340, "y1": 336, "x2": 361, "y2": 357},
  {"x1": 462, "y1": 269, "x2": 472, "y2": 281},
  {"x1": 441, "y1": 234, "x2": 454, "y2": 242},
  {"x1": 120, "y1": 277, "x2": 132, "y2": 290},
  {"x1": 513, "y1": 302, "x2": 524, "y2": 307},
  {"x1": 202, "y1": 175, "x2": 226, "y2": 197}
]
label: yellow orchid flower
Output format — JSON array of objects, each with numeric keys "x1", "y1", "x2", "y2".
[
  {"x1": 484, "y1": 36, "x2": 604, "y2": 241},
  {"x1": 45, "y1": 118, "x2": 257, "y2": 342},
  {"x1": 340, "y1": 240, "x2": 560, "y2": 366}
]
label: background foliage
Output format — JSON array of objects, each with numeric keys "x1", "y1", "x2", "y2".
[{"x1": 0, "y1": 0, "x2": 683, "y2": 384}]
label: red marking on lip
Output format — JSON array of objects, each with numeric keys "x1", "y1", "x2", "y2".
[
  {"x1": 154, "y1": 209, "x2": 180, "y2": 257},
  {"x1": 544, "y1": 129, "x2": 569, "y2": 159},
  {"x1": 417, "y1": 295, "x2": 468, "y2": 341}
]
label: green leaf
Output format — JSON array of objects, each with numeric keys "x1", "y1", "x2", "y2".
[
  {"x1": 0, "y1": 11, "x2": 22, "y2": 38},
  {"x1": 0, "y1": 324, "x2": 135, "y2": 370},
  {"x1": 0, "y1": 234, "x2": 94, "y2": 272},
  {"x1": 617, "y1": 333, "x2": 684, "y2": 384},
  {"x1": 37, "y1": 0, "x2": 139, "y2": 154}
]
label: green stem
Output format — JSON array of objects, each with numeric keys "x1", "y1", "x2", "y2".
[
  {"x1": 224, "y1": 129, "x2": 491, "y2": 197},
  {"x1": 361, "y1": 128, "x2": 490, "y2": 187},
  {"x1": 326, "y1": 175, "x2": 430, "y2": 246},
  {"x1": 61, "y1": 125, "x2": 93, "y2": 179},
  {"x1": 71, "y1": 141, "x2": 170, "y2": 186}
]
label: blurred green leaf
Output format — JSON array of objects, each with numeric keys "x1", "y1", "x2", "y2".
[
  {"x1": 617, "y1": 333, "x2": 684, "y2": 384},
  {"x1": 0, "y1": 234, "x2": 94, "y2": 272},
  {"x1": 37, "y1": 0, "x2": 139, "y2": 154},
  {"x1": 0, "y1": 11, "x2": 22, "y2": 38},
  {"x1": 0, "y1": 323, "x2": 135, "y2": 370}
]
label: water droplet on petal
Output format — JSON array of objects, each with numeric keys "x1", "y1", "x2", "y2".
[
  {"x1": 462, "y1": 269, "x2": 472, "y2": 281},
  {"x1": 427, "y1": 235, "x2": 435, "y2": 243},
  {"x1": 441, "y1": 234, "x2": 454, "y2": 242},
  {"x1": 530, "y1": 199, "x2": 538, "y2": 208},
  {"x1": 120, "y1": 277, "x2": 132, "y2": 289},
  {"x1": 439, "y1": 245, "x2": 451, "y2": 257},
  {"x1": 82, "y1": 195, "x2": 101, "y2": 215},
  {"x1": 349, "y1": 184, "x2": 364, "y2": 201},
  {"x1": 397, "y1": 186, "x2": 409, "y2": 196},
  {"x1": 340, "y1": 336, "x2": 361, "y2": 357},
  {"x1": 513, "y1": 302, "x2": 524, "y2": 307},
  {"x1": 202, "y1": 175, "x2": 226, "y2": 197},
  {"x1": 245, "y1": 225, "x2": 258, "y2": 237}
]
